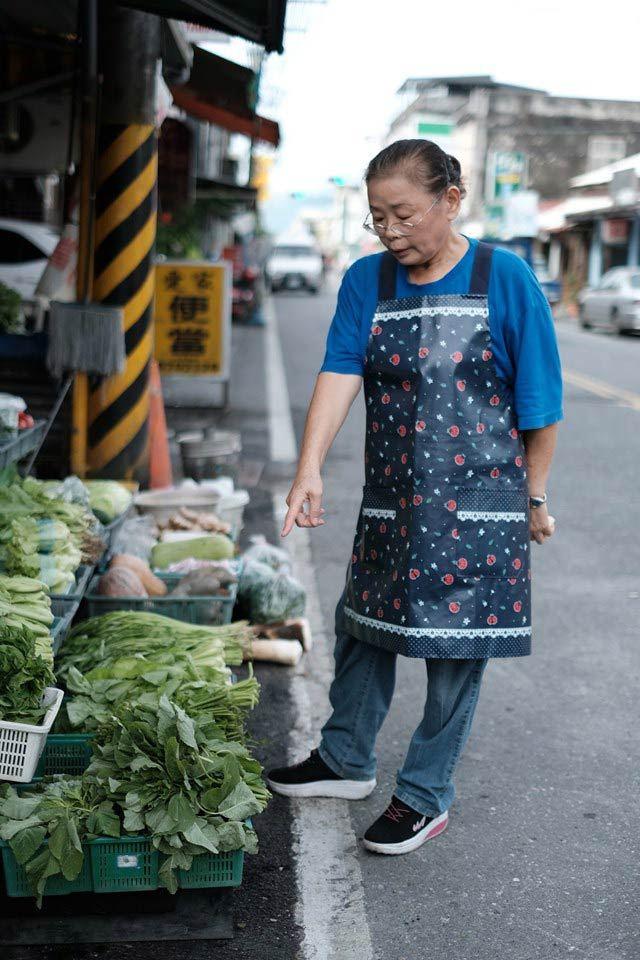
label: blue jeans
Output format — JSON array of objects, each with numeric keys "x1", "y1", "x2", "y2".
[{"x1": 318, "y1": 592, "x2": 488, "y2": 817}]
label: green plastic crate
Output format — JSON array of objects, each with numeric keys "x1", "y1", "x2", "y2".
[
  {"x1": 50, "y1": 600, "x2": 78, "y2": 655},
  {"x1": 2, "y1": 837, "x2": 245, "y2": 897},
  {"x1": 90, "y1": 836, "x2": 160, "y2": 893},
  {"x1": 33, "y1": 733, "x2": 93, "y2": 779},
  {"x1": 84, "y1": 573, "x2": 238, "y2": 625},
  {"x1": 177, "y1": 848, "x2": 244, "y2": 888},
  {"x1": 49, "y1": 616, "x2": 64, "y2": 651},
  {"x1": 1, "y1": 841, "x2": 93, "y2": 897}
]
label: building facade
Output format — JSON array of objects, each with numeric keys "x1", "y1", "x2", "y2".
[{"x1": 386, "y1": 76, "x2": 640, "y2": 238}]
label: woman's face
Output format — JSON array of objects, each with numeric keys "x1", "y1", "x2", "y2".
[{"x1": 366, "y1": 173, "x2": 461, "y2": 266}]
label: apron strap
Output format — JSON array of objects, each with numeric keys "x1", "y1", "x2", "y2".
[
  {"x1": 378, "y1": 252, "x2": 397, "y2": 302},
  {"x1": 468, "y1": 241, "x2": 495, "y2": 296}
]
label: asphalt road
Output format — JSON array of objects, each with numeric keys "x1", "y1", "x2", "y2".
[{"x1": 275, "y1": 279, "x2": 640, "y2": 960}]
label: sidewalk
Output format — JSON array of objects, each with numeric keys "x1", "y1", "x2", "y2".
[{"x1": 160, "y1": 323, "x2": 303, "y2": 958}]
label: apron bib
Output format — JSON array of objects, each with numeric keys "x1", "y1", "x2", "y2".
[{"x1": 343, "y1": 242, "x2": 532, "y2": 659}]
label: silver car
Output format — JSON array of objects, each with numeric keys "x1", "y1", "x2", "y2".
[{"x1": 578, "y1": 267, "x2": 640, "y2": 334}]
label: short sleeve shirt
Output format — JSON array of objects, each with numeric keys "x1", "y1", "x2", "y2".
[{"x1": 320, "y1": 237, "x2": 563, "y2": 431}]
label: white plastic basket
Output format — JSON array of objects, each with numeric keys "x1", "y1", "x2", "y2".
[{"x1": 0, "y1": 688, "x2": 64, "y2": 783}]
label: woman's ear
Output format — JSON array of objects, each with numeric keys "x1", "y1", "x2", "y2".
[{"x1": 445, "y1": 186, "x2": 462, "y2": 221}]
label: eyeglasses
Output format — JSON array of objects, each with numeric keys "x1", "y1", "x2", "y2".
[{"x1": 362, "y1": 192, "x2": 444, "y2": 238}]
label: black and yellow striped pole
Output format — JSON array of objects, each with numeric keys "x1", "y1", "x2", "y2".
[{"x1": 85, "y1": 6, "x2": 160, "y2": 480}]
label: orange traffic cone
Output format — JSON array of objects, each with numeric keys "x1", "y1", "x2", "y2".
[{"x1": 148, "y1": 359, "x2": 173, "y2": 489}]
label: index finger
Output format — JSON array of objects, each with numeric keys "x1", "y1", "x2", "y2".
[{"x1": 281, "y1": 492, "x2": 305, "y2": 538}]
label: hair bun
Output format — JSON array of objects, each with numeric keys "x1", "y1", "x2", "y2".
[{"x1": 447, "y1": 154, "x2": 460, "y2": 174}]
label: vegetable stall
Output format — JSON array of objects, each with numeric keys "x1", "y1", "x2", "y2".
[{"x1": 0, "y1": 440, "x2": 309, "y2": 915}]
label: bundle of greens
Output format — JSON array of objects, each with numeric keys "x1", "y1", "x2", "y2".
[
  {"x1": 0, "y1": 624, "x2": 55, "y2": 723},
  {"x1": 0, "y1": 697, "x2": 269, "y2": 902},
  {"x1": 6, "y1": 518, "x2": 82, "y2": 594},
  {"x1": 56, "y1": 612, "x2": 250, "y2": 680},
  {"x1": 11, "y1": 518, "x2": 74, "y2": 555},
  {"x1": 0, "y1": 575, "x2": 54, "y2": 643},
  {"x1": 0, "y1": 474, "x2": 102, "y2": 565},
  {"x1": 89, "y1": 697, "x2": 268, "y2": 892},
  {"x1": 0, "y1": 778, "x2": 120, "y2": 904},
  {"x1": 82, "y1": 480, "x2": 132, "y2": 524},
  {"x1": 59, "y1": 662, "x2": 259, "y2": 741}
]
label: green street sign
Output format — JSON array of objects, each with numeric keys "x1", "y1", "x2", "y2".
[{"x1": 487, "y1": 151, "x2": 527, "y2": 202}]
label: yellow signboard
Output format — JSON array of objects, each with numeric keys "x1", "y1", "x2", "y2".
[{"x1": 154, "y1": 260, "x2": 231, "y2": 378}]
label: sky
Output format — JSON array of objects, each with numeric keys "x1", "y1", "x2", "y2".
[{"x1": 260, "y1": 0, "x2": 639, "y2": 231}]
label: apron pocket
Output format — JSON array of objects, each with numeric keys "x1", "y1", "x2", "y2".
[
  {"x1": 455, "y1": 486, "x2": 529, "y2": 579},
  {"x1": 360, "y1": 487, "x2": 398, "y2": 572}
]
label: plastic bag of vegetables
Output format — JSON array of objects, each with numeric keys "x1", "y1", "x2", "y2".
[
  {"x1": 237, "y1": 559, "x2": 306, "y2": 624},
  {"x1": 241, "y1": 534, "x2": 292, "y2": 574}
]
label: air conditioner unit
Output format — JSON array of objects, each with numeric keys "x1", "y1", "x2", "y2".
[{"x1": 0, "y1": 91, "x2": 73, "y2": 174}]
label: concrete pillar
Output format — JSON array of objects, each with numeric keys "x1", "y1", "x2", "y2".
[
  {"x1": 627, "y1": 216, "x2": 640, "y2": 267},
  {"x1": 548, "y1": 238, "x2": 561, "y2": 279},
  {"x1": 86, "y1": 5, "x2": 159, "y2": 479},
  {"x1": 588, "y1": 220, "x2": 602, "y2": 286}
]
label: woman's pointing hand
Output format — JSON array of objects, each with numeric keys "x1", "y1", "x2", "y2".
[{"x1": 281, "y1": 473, "x2": 325, "y2": 538}]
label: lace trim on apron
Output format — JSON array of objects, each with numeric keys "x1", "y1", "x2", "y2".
[
  {"x1": 344, "y1": 606, "x2": 532, "y2": 640},
  {"x1": 374, "y1": 306, "x2": 489, "y2": 321},
  {"x1": 457, "y1": 510, "x2": 527, "y2": 522},
  {"x1": 362, "y1": 507, "x2": 396, "y2": 519}
]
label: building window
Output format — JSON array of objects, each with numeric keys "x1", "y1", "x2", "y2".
[{"x1": 587, "y1": 136, "x2": 626, "y2": 171}]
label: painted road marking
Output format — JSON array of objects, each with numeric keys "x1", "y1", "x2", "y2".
[
  {"x1": 265, "y1": 295, "x2": 298, "y2": 462},
  {"x1": 564, "y1": 369, "x2": 640, "y2": 411},
  {"x1": 267, "y1": 300, "x2": 374, "y2": 960}
]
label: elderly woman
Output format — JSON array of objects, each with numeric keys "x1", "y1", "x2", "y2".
[{"x1": 268, "y1": 140, "x2": 562, "y2": 855}]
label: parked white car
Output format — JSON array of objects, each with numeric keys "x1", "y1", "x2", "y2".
[
  {"x1": 578, "y1": 267, "x2": 640, "y2": 334},
  {"x1": 0, "y1": 218, "x2": 59, "y2": 299},
  {"x1": 266, "y1": 243, "x2": 323, "y2": 294}
]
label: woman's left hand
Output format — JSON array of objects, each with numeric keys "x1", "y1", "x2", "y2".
[{"x1": 530, "y1": 504, "x2": 556, "y2": 544}]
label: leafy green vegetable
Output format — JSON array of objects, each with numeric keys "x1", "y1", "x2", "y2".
[
  {"x1": 0, "y1": 624, "x2": 55, "y2": 723},
  {"x1": 0, "y1": 778, "x2": 120, "y2": 904},
  {"x1": 0, "y1": 475, "x2": 100, "y2": 564},
  {"x1": 56, "y1": 612, "x2": 250, "y2": 680},
  {"x1": 88, "y1": 697, "x2": 268, "y2": 892},
  {"x1": 10, "y1": 518, "x2": 76, "y2": 556},
  {"x1": 0, "y1": 690, "x2": 268, "y2": 903},
  {"x1": 82, "y1": 480, "x2": 132, "y2": 524},
  {"x1": 0, "y1": 281, "x2": 22, "y2": 334},
  {"x1": 0, "y1": 575, "x2": 54, "y2": 640}
]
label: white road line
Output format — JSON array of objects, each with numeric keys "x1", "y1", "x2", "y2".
[
  {"x1": 563, "y1": 368, "x2": 640, "y2": 412},
  {"x1": 266, "y1": 298, "x2": 374, "y2": 960},
  {"x1": 264, "y1": 294, "x2": 298, "y2": 462}
]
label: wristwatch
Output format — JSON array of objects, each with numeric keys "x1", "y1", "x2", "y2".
[{"x1": 529, "y1": 493, "x2": 547, "y2": 509}]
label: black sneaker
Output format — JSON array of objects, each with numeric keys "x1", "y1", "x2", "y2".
[
  {"x1": 363, "y1": 796, "x2": 448, "y2": 855},
  {"x1": 267, "y1": 749, "x2": 376, "y2": 800}
]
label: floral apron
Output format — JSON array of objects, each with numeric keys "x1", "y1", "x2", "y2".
[{"x1": 343, "y1": 242, "x2": 532, "y2": 658}]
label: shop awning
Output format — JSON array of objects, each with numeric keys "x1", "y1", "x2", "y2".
[
  {"x1": 170, "y1": 46, "x2": 280, "y2": 147},
  {"x1": 195, "y1": 178, "x2": 257, "y2": 203},
  {"x1": 119, "y1": 0, "x2": 288, "y2": 53},
  {"x1": 0, "y1": 1, "x2": 287, "y2": 54}
]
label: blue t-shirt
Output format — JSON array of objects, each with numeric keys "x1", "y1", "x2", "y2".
[{"x1": 320, "y1": 237, "x2": 563, "y2": 431}]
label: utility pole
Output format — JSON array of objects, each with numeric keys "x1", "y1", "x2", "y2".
[{"x1": 85, "y1": 4, "x2": 160, "y2": 479}]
